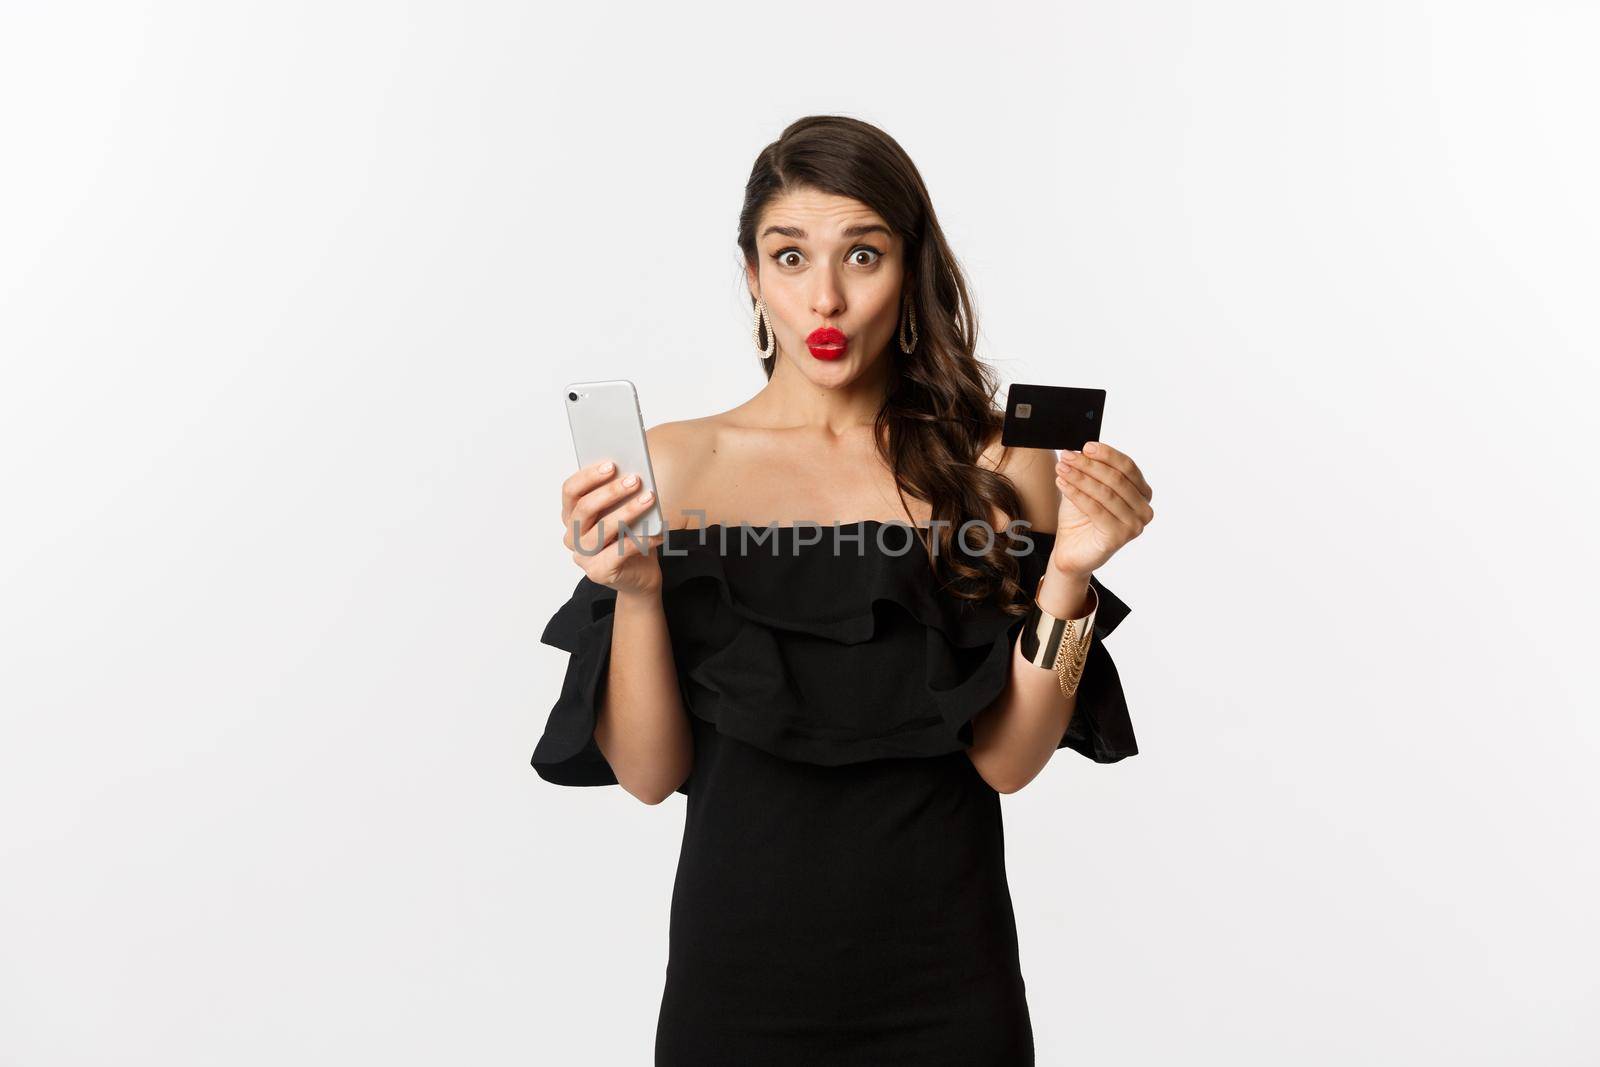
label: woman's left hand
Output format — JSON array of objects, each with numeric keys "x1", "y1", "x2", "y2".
[{"x1": 1050, "y1": 441, "x2": 1155, "y2": 577}]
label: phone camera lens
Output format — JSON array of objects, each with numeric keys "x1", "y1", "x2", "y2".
[{"x1": 567, "y1": 392, "x2": 578, "y2": 402}]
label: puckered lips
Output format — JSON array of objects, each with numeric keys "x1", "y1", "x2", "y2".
[{"x1": 806, "y1": 326, "x2": 848, "y2": 361}]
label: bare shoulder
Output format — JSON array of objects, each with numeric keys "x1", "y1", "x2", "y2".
[
  {"x1": 976, "y1": 427, "x2": 1061, "y2": 536},
  {"x1": 645, "y1": 417, "x2": 720, "y2": 531}
]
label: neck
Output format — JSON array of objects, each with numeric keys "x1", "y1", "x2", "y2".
[{"x1": 747, "y1": 348, "x2": 894, "y2": 435}]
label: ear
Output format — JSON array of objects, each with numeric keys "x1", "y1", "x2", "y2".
[{"x1": 745, "y1": 259, "x2": 760, "y2": 302}]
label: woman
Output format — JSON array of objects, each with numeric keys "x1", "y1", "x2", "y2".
[{"x1": 532, "y1": 115, "x2": 1155, "y2": 1066}]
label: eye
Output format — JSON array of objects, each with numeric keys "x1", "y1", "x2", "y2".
[{"x1": 770, "y1": 245, "x2": 885, "y2": 269}]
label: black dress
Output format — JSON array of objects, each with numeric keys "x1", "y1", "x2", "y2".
[{"x1": 532, "y1": 520, "x2": 1137, "y2": 1066}]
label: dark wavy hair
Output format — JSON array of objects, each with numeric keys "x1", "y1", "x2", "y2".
[{"x1": 737, "y1": 115, "x2": 1034, "y2": 616}]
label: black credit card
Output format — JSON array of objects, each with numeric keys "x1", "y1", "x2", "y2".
[{"x1": 1000, "y1": 384, "x2": 1105, "y2": 451}]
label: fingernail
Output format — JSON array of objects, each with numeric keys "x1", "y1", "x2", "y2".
[
  {"x1": 1084, "y1": 443, "x2": 1097, "y2": 455},
  {"x1": 624, "y1": 474, "x2": 638, "y2": 486},
  {"x1": 601, "y1": 461, "x2": 614, "y2": 472},
  {"x1": 640, "y1": 490, "x2": 654, "y2": 503}
]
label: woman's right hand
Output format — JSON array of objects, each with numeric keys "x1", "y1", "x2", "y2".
[{"x1": 560, "y1": 460, "x2": 666, "y2": 596}]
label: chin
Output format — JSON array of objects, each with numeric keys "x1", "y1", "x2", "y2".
[{"x1": 801, "y1": 358, "x2": 860, "y2": 384}]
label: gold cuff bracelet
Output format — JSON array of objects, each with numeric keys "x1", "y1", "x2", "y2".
[{"x1": 1019, "y1": 573, "x2": 1098, "y2": 699}]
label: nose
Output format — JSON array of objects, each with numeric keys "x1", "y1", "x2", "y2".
[{"x1": 809, "y1": 267, "x2": 845, "y2": 320}]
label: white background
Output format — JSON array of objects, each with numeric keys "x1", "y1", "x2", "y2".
[{"x1": 2, "y1": 2, "x2": 1596, "y2": 1064}]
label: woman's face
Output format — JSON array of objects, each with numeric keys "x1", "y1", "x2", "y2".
[{"x1": 746, "y1": 187, "x2": 908, "y2": 382}]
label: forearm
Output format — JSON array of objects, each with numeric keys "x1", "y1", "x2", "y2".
[
  {"x1": 966, "y1": 567, "x2": 1093, "y2": 794},
  {"x1": 593, "y1": 586, "x2": 693, "y2": 803}
]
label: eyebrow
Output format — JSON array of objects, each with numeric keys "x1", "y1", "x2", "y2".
[{"x1": 760, "y1": 223, "x2": 893, "y2": 241}]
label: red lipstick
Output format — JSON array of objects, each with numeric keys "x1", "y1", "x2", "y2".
[{"x1": 806, "y1": 326, "x2": 848, "y2": 361}]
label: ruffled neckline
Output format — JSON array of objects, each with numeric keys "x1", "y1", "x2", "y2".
[
  {"x1": 532, "y1": 517, "x2": 1137, "y2": 792},
  {"x1": 650, "y1": 519, "x2": 1127, "y2": 643}
]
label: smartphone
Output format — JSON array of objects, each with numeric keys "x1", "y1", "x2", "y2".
[
  {"x1": 1001, "y1": 384, "x2": 1106, "y2": 452},
  {"x1": 562, "y1": 379, "x2": 665, "y2": 539}
]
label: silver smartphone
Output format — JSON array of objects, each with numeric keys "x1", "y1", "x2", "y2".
[{"x1": 563, "y1": 379, "x2": 665, "y2": 538}]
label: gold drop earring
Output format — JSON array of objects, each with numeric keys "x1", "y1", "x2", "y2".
[
  {"x1": 898, "y1": 293, "x2": 919, "y2": 354},
  {"x1": 753, "y1": 298, "x2": 777, "y2": 362}
]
